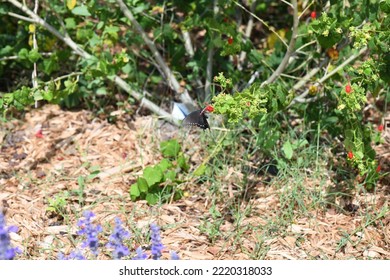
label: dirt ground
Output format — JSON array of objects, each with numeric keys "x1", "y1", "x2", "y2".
[{"x1": 1, "y1": 104, "x2": 389, "y2": 260}]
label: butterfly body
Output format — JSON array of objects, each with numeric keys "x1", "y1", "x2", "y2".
[{"x1": 182, "y1": 109, "x2": 210, "y2": 130}]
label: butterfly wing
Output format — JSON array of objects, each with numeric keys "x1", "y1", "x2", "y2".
[{"x1": 182, "y1": 109, "x2": 210, "y2": 130}]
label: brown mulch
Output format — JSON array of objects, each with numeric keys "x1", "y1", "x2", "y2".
[{"x1": 0, "y1": 104, "x2": 389, "y2": 260}]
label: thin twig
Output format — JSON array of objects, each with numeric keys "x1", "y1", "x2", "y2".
[
  {"x1": 7, "y1": 11, "x2": 36, "y2": 23},
  {"x1": 234, "y1": 0, "x2": 288, "y2": 48},
  {"x1": 113, "y1": 76, "x2": 179, "y2": 125},
  {"x1": 292, "y1": 58, "x2": 329, "y2": 91},
  {"x1": 298, "y1": 1, "x2": 314, "y2": 20},
  {"x1": 32, "y1": 0, "x2": 39, "y2": 108},
  {"x1": 0, "y1": 52, "x2": 53, "y2": 61},
  {"x1": 5, "y1": 0, "x2": 178, "y2": 125},
  {"x1": 204, "y1": 0, "x2": 219, "y2": 101},
  {"x1": 261, "y1": 0, "x2": 299, "y2": 86},
  {"x1": 238, "y1": 0, "x2": 257, "y2": 71},
  {"x1": 115, "y1": 0, "x2": 196, "y2": 107},
  {"x1": 6, "y1": 0, "x2": 90, "y2": 58},
  {"x1": 289, "y1": 46, "x2": 368, "y2": 107},
  {"x1": 181, "y1": 29, "x2": 204, "y2": 93},
  {"x1": 292, "y1": 37, "x2": 352, "y2": 92},
  {"x1": 50, "y1": 72, "x2": 83, "y2": 83}
]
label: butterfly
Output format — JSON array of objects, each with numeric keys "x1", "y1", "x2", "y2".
[{"x1": 182, "y1": 105, "x2": 214, "y2": 130}]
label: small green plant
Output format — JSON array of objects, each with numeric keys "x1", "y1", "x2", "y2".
[
  {"x1": 199, "y1": 203, "x2": 223, "y2": 244},
  {"x1": 75, "y1": 164, "x2": 101, "y2": 204},
  {"x1": 129, "y1": 139, "x2": 189, "y2": 205},
  {"x1": 46, "y1": 191, "x2": 70, "y2": 218}
]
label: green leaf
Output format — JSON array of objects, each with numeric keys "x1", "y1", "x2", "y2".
[
  {"x1": 65, "y1": 18, "x2": 77, "y2": 29},
  {"x1": 325, "y1": 116, "x2": 339, "y2": 124},
  {"x1": 193, "y1": 163, "x2": 207, "y2": 176},
  {"x1": 130, "y1": 183, "x2": 140, "y2": 200},
  {"x1": 0, "y1": 45, "x2": 12, "y2": 56},
  {"x1": 137, "y1": 177, "x2": 149, "y2": 193},
  {"x1": 165, "y1": 170, "x2": 176, "y2": 181},
  {"x1": 283, "y1": 140, "x2": 293, "y2": 159},
  {"x1": 143, "y1": 166, "x2": 163, "y2": 186},
  {"x1": 72, "y1": 6, "x2": 91, "y2": 16},
  {"x1": 160, "y1": 139, "x2": 181, "y2": 157},
  {"x1": 18, "y1": 48, "x2": 29, "y2": 60},
  {"x1": 177, "y1": 154, "x2": 189, "y2": 172},
  {"x1": 42, "y1": 90, "x2": 54, "y2": 102},
  {"x1": 77, "y1": 176, "x2": 85, "y2": 188},
  {"x1": 157, "y1": 158, "x2": 172, "y2": 172},
  {"x1": 28, "y1": 49, "x2": 41, "y2": 63},
  {"x1": 43, "y1": 56, "x2": 59, "y2": 75},
  {"x1": 380, "y1": 0, "x2": 390, "y2": 13},
  {"x1": 146, "y1": 193, "x2": 159, "y2": 205}
]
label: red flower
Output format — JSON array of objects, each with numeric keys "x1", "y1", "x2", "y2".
[
  {"x1": 35, "y1": 129, "x2": 44, "y2": 138},
  {"x1": 345, "y1": 84, "x2": 352, "y2": 94},
  {"x1": 227, "y1": 37, "x2": 233, "y2": 45},
  {"x1": 205, "y1": 105, "x2": 214, "y2": 113},
  {"x1": 376, "y1": 165, "x2": 381, "y2": 173},
  {"x1": 310, "y1": 11, "x2": 316, "y2": 19},
  {"x1": 378, "y1": 124, "x2": 384, "y2": 132},
  {"x1": 347, "y1": 151, "x2": 354, "y2": 159}
]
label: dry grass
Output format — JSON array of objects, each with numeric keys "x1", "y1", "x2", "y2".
[{"x1": 1, "y1": 104, "x2": 389, "y2": 260}]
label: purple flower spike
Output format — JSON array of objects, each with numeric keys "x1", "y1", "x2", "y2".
[
  {"x1": 132, "y1": 246, "x2": 148, "y2": 260},
  {"x1": 170, "y1": 251, "x2": 180, "y2": 260},
  {"x1": 106, "y1": 218, "x2": 131, "y2": 260},
  {"x1": 0, "y1": 213, "x2": 22, "y2": 260},
  {"x1": 58, "y1": 250, "x2": 86, "y2": 260},
  {"x1": 77, "y1": 211, "x2": 102, "y2": 256},
  {"x1": 150, "y1": 223, "x2": 164, "y2": 260}
]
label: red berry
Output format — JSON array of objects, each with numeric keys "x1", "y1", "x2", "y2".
[
  {"x1": 311, "y1": 11, "x2": 316, "y2": 19},
  {"x1": 378, "y1": 124, "x2": 384, "y2": 132},
  {"x1": 345, "y1": 84, "x2": 352, "y2": 94},
  {"x1": 227, "y1": 37, "x2": 233, "y2": 45},
  {"x1": 347, "y1": 151, "x2": 354, "y2": 159},
  {"x1": 35, "y1": 129, "x2": 44, "y2": 138},
  {"x1": 376, "y1": 165, "x2": 381, "y2": 173},
  {"x1": 205, "y1": 105, "x2": 214, "y2": 112}
]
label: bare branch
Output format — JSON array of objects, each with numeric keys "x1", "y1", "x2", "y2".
[
  {"x1": 113, "y1": 76, "x2": 180, "y2": 125},
  {"x1": 32, "y1": 0, "x2": 39, "y2": 108},
  {"x1": 6, "y1": 0, "x2": 90, "y2": 58},
  {"x1": 5, "y1": 0, "x2": 178, "y2": 125},
  {"x1": 0, "y1": 52, "x2": 53, "y2": 61},
  {"x1": 204, "y1": 0, "x2": 219, "y2": 101},
  {"x1": 299, "y1": 1, "x2": 314, "y2": 20},
  {"x1": 182, "y1": 30, "x2": 195, "y2": 57},
  {"x1": 234, "y1": 0, "x2": 288, "y2": 48},
  {"x1": 115, "y1": 0, "x2": 196, "y2": 107},
  {"x1": 238, "y1": 0, "x2": 257, "y2": 71},
  {"x1": 289, "y1": 46, "x2": 368, "y2": 107},
  {"x1": 261, "y1": 0, "x2": 299, "y2": 86},
  {"x1": 181, "y1": 29, "x2": 204, "y2": 92},
  {"x1": 7, "y1": 11, "x2": 36, "y2": 23}
]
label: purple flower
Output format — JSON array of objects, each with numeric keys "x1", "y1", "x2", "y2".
[
  {"x1": 106, "y1": 218, "x2": 131, "y2": 260},
  {"x1": 58, "y1": 250, "x2": 86, "y2": 260},
  {"x1": 132, "y1": 246, "x2": 148, "y2": 260},
  {"x1": 150, "y1": 223, "x2": 164, "y2": 260},
  {"x1": 76, "y1": 211, "x2": 102, "y2": 256},
  {"x1": 0, "y1": 213, "x2": 22, "y2": 260},
  {"x1": 170, "y1": 251, "x2": 180, "y2": 260}
]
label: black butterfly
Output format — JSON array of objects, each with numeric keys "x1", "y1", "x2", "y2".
[{"x1": 182, "y1": 109, "x2": 210, "y2": 130}]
